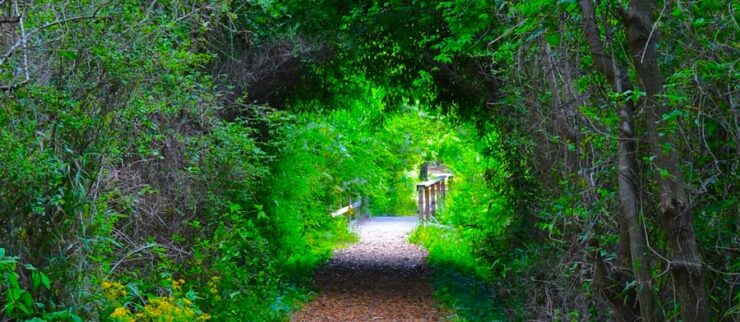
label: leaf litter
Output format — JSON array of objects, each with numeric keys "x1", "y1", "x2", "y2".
[{"x1": 293, "y1": 216, "x2": 448, "y2": 321}]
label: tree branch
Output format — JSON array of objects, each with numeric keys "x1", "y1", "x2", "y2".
[{"x1": 0, "y1": 1, "x2": 111, "y2": 65}]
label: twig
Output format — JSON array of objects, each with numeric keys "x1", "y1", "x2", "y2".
[
  {"x1": 0, "y1": 2, "x2": 111, "y2": 65},
  {"x1": 0, "y1": 78, "x2": 28, "y2": 91},
  {"x1": 640, "y1": 1, "x2": 667, "y2": 63},
  {"x1": 487, "y1": 19, "x2": 527, "y2": 46},
  {"x1": 12, "y1": 0, "x2": 28, "y2": 82},
  {"x1": 108, "y1": 243, "x2": 159, "y2": 275}
]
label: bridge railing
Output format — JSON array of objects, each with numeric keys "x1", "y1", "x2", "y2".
[
  {"x1": 417, "y1": 175, "x2": 452, "y2": 223},
  {"x1": 329, "y1": 197, "x2": 366, "y2": 230},
  {"x1": 330, "y1": 198, "x2": 362, "y2": 217}
]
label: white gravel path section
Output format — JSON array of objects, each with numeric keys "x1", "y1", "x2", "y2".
[{"x1": 294, "y1": 216, "x2": 444, "y2": 321}]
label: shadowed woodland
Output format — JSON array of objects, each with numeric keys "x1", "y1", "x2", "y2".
[{"x1": 0, "y1": 0, "x2": 737, "y2": 321}]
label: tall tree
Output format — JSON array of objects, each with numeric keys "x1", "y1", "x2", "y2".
[
  {"x1": 623, "y1": 0, "x2": 708, "y2": 320},
  {"x1": 579, "y1": 1, "x2": 660, "y2": 321}
]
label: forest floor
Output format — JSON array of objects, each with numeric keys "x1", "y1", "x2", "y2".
[{"x1": 293, "y1": 216, "x2": 448, "y2": 321}]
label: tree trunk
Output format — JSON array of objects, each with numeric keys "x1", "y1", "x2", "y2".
[
  {"x1": 578, "y1": 1, "x2": 661, "y2": 320},
  {"x1": 623, "y1": 1, "x2": 708, "y2": 321}
]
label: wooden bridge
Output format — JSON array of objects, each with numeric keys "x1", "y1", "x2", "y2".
[
  {"x1": 416, "y1": 175, "x2": 452, "y2": 223},
  {"x1": 329, "y1": 173, "x2": 453, "y2": 224}
]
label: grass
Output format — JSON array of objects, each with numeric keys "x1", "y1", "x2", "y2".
[{"x1": 410, "y1": 225, "x2": 506, "y2": 321}]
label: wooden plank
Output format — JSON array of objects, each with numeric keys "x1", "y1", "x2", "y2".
[
  {"x1": 330, "y1": 199, "x2": 362, "y2": 217},
  {"x1": 430, "y1": 182, "x2": 436, "y2": 217},
  {"x1": 416, "y1": 175, "x2": 452, "y2": 188},
  {"x1": 416, "y1": 174, "x2": 453, "y2": 223},
  {"x1": 428, "y1": 170, "x2": 454, "y2": 179},
  {"x1": 424, "y1": 186, "x2": 430, "y2": 221}
]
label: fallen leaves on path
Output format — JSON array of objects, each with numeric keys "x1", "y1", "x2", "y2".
[{"x1": 293, "y1": 217, "x2": 446, "y2": 321}]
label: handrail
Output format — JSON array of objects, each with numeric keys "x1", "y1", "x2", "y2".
[
  {"x1": 417, "y1": 175, "x2": 452, "y2": 223},
  {"x1": 416, "y1": 177, "x2": 444, "y2": 187},
  {"x1": 330, "y1": 199, "x2": 362, "y2": 217}
]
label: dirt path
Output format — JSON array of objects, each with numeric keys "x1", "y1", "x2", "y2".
[{"x1": 293, "y1": 216, "x2": 445, "y2": 321}]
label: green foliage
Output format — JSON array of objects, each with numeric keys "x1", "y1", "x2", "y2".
[
  {"x1": 0, "y1": 248, "x2": 81, "y2": 321},
  {"x1": 408, "y1": 120, "x2": 520, "y2": 319},
  {"x1": 428, "y1": 265, "x2": 505, "y2": 322},
  {"x1": 2, "y1": 0, "x2": 316, "y2": 320},
  {"x1": 411, "y1": 224, "x2": 507, "y2": 321},
  {"x1": 411, "y1": 226, "x2": 489, "y2": 281},
  {"x1": 1, "y1": 0, "x2": 736, "y2": 320},
  {"x1": 269, "y1": 80, "x2": 451, "y2": 275}
]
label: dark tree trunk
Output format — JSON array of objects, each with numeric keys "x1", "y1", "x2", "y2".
[
  {"x1": 579, "y1": 1, "x2": 661, "y2": 320},
  {"x1": 623, "y1": 1, "x2": 708, "y2": 321}
]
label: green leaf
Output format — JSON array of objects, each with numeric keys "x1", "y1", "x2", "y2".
[
  {"x1": 9, "y1": 287, "x2": 21, "y2": 301},
  {"x1": 21, "y1": 291, "x2": 33, "y2": 309},
  {"x1": 659, "y1": 168, "x2": 671, "y2": 179},
  {"x1": 71, "y1": 312, "x2": 83, "y2": 322},
  {"x1": 25, "y1": 317, "x2": 47, "y2": 322},
  {"x1": 704, "y1": 119, "x2": 717, "y2": 135},
  {"x1": 660, "y1": 109, "x2": 683, "y2": 122},
  {"x1": 576, "y1": 76, "x2": 589, "y2": 94},
  {"x1": 626, "y1": 89, "x2": 646, "y2": 103},
  {"x1": 59, "y1": 50, "x2": 78, "y2": 60},
  {"x1": 661, "y1": 142, "x2": 673, "y2": 154},
  {"x1": 31, "y1": 271, "x2": 40, "y2": 289},
  {"x1": 544, "y1": 32, "x2": 560, "y2": 46},
  {"x1": 433, "y1": 52, "x2": 452, "y2": 64},
  {"x1": 5, "y1": 302, "x2": 15, "y2": 315},
  {"x1": 40, "y1": 272, "x2": 50, "y2": 289},
  {"x1": 190, "y1": 220, "x2": 201, "y2": 228},
  {"x1": 7, "y1": 272, "x2": 20, "y2": 288}
]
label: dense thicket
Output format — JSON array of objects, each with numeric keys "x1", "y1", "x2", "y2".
[
  {"x1": 1, "y1": 0, "x2": 737, "y2": 321},
  {"x1": 0, "y1": 1, "x2": 448, "y2": 320}
]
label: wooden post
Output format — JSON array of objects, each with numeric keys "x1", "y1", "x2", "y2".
[
  {"x1": 424, "y1": 186, "x2": 430, "y2": 222},
  {"x1": 430, "y1": 182, "x2": 436, "y2": 217},
  {"x1": 435, "y1": 182, "x2": 441, "y2": 215},
  {"x1": 417, "y1": 186, "x2": 424, "y2": 222},
  {"x1": 348, "y1": 196, "x2": 353, "y2": 223},
  {"x1": 440, "y1": 178, "x2": 446, "y2": 206},
  {"x1": 438, "y1": 181, "x2": 442, "y2": 212},
  {"x1": 414, "y1": 176, "x2": 454, "y2": 222}
]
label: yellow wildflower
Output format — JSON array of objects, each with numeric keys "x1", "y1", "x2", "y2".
[
  {"x1": 168, "y1": 277, "x2": 185, "y2": 290},
  {"x1": 137, "y1": 296, "x2": 204, "y2": 321},
  {"x1": 109, "y1": 307, "x2": 134, "y2": 322},
  {"x1": 102, "y1": 280, "x2": 127, "y2": 301},
  {"x1": 207, "y1": 275, "x2": 220, "y2": 296}
]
